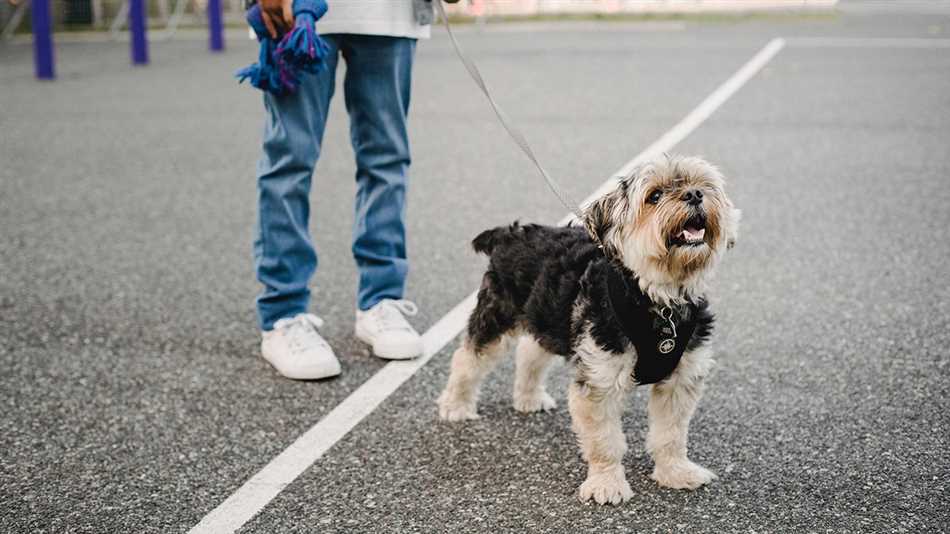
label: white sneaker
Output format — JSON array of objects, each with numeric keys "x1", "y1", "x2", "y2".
[
  {"x1": 261, "y1": 313, "x2": 341, "y2": 380},
  {"x1": 355, "y1": 299, "x2": 424, "y2": 360}
]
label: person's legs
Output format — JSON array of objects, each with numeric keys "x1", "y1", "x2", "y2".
[
  {"x1": 339, "y1": 34, "x2": 416, "y2": 311},
  {"x1": 254, "y1": 36, "x2": 340, "y2": 331}
]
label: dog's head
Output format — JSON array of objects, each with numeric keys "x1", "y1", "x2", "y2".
[{"x1": 583, "y1": 154, "x2": 740, "y2": 303}]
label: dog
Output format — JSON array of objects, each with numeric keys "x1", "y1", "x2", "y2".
[{"x1": 437, "y1": 154, "x2": 740, "y2": 505}]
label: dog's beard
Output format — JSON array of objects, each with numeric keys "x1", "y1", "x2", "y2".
[
  {"x1": 622, "y1": 204, "x2": 720, "y2": 295},
  {"x1": 657, "y1": 202, "x2": 721, "y2": 273}
]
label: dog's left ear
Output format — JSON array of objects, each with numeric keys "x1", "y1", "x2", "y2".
[{"x1": 582, "y1": 181, "x2": 627, "y2": 254}]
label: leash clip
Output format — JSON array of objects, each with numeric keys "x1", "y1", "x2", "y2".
[
  {"x1": 658, "y1": 306, "x2": 677, "y2": 355},
  {"x1": 660, "y1": 306, "x2": 677, "y2": 338}
]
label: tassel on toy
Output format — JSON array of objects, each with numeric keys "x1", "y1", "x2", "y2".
[
  {"x1": 236, "y1": 0, "x2": 329, "y2": 96},
  {"x1": 276, "y1": 0, "x2": 330, "y2": 77},
  {"x1": 236, "y1": 5, "x2": 287, "y2": 94}
]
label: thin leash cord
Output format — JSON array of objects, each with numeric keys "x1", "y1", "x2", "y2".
[{"x1": 433, "y1": 0, "x2": 586, "y2": 222}]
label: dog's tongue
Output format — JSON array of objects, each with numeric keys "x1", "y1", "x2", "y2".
[{"x1": 682, "y1": 227, "x2": 706, "y2": 241}]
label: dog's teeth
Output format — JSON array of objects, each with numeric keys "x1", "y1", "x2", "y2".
[{"x1": 681, "y1": 228, "x2": 706, "y2": 242}]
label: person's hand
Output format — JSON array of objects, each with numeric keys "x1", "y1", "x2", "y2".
[{"x1": 258, "y1": 0, "x2": 293, "y2": 39}]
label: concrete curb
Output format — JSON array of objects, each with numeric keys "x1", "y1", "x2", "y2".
[
  {"x1": 2, "y1": 1, "x2": 839, "y2": 46},
  {"x1": 444, "y1": 0, "x2": 838, "y2": 17}
]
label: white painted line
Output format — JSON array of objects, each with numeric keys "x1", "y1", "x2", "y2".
[
  {"x1": 786, "y1": 37, "x2": 950, "y2": 48},
  {"x1": 188, "y1": 293, "x2": 477, "y2": 534},
  {"x1": 188, "y1": 37, "x2": 785, "y2": 534},
  {"x1": 836, "y1": 1, "x2": 950, "y2": 15},
  {"x1": 443, "y1": 21, "x2": 688, "y2": 34}
]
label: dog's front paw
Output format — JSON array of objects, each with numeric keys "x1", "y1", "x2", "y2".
[
  {"x1": 513, "y1": 390, "x2": 556, "y2": 413},
  {"x1": 578, "y1": 467, "x2": 633, "y2": 505},
  {"x1": 439, "y1": 403, "x2": 479, "y2": 422},
  {"x1": 651, "y1": 460, "x2": 716, "y2": 490},
  {"x1": 437, "y1": 393, "x2": 479, "y2": 422}
]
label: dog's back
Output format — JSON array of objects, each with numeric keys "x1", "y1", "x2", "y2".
[
  {"x1": 472, "y1": 222, "x2": 555, "y2": 256},
  {"x1": 467, "y1": 222, "x2": 602, "y2": 352},
  {"x1": 473, "y1": 221, "x2": 593, "y2": 259}
]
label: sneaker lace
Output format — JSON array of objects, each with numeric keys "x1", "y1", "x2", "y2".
[
  {"x1": 372, "y1": 299, "x2": 419, "y2": 332},
  {"x1": 280, "y1": 313, "x2": 328, "y2": 355}
]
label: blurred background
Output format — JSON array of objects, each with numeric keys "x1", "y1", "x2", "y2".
[
  {"x1": 2, "y1": 1, "x2": 949, "y2": 533},
  {"x1": 1, "y1": 0, "x2": 837, "y2": 38}
]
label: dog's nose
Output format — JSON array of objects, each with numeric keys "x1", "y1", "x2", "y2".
[{"x1": 682, "y1": 189, "x2": 704, "y2": 205}]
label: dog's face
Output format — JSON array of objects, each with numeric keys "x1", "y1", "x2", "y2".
[{"x1": 584, "y1": 154, "x2": 740, "y2": 301}]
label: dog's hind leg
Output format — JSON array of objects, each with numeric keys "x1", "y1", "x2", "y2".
[
  {"x1": 437, "y1": 336, "x2": 509, "y2": 421},
  {"x1": 646, "y1": 346, "x2": 716, "y2": 490},
  {"x1": 512, "y1": 335, "x2": 557, "y2": 413},
  {"x1": 439, "y1": 271, "x2": 518, "y2": 422}
]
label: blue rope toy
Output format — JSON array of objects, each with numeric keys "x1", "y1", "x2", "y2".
[{"x1": 236, "y1": 0, "x2": 330, "y2": 96}]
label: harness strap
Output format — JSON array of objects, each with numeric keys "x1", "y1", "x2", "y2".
[{"x1": 605, "y1": 264, "x2": 696, "y2": 385}]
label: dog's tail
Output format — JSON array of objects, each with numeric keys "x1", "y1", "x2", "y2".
[{"x1": 472, "y1": 222, "x2": 521, "y2": 255}]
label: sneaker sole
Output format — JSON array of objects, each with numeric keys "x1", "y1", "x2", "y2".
[
  {"x1": 354, "y1": 326, "x2": 423, "y2": 361},
  {"x1": 260, "y1": 349, "x2": 342, "y2": 380},
  {"x1": 276, "y1": 363, "x2": 342, "y2": 380}
]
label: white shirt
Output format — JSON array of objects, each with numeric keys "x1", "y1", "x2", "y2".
[{"x1": 319, "y1": 0, "x2": 431, "y2": 39}]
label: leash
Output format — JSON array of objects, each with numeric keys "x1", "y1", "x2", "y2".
[
  {"x1": 433, "y1": 0, "x2": 586, "y2": 222},
  {"x1": 433, "y1": 4, "x2": 704, "y2": 382}
]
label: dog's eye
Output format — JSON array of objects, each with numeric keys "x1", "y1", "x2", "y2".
[{"x1": 646, "y1": 190, "x2": 662, "y2": 204}]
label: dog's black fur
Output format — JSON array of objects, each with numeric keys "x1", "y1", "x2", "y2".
[{"x1": 468, "y1": 222, "x2": 714, "y2": 383}]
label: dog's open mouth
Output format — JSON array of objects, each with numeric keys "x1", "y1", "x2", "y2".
[{"x1": 670, "y1": 214, "x2": 707, "y2": 247}]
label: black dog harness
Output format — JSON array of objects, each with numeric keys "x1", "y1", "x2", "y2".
[{"x1": 605, "y1": 265, "x2": 699, "y2": 385}]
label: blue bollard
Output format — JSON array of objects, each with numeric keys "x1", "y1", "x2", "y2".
[
  {"x1": 130, "y1": 0, "x2": 148, "y2": 65},
  {"x1": 31, "y1": 0, "x2": 55, "y2": 79},
  {"x1": 208, "y1": 0, "x2": 224, "y2": 51}
]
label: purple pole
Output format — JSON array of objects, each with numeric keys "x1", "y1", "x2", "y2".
[
  {"x1": 208, "y1": 0, "x2": 224, "y2": 51},
  {"x1": 129, "y1": 0, "x2": 148, "y2": 65},
  {"x1": 31, "y1": 0, "x2": 55, "y2": 79}
]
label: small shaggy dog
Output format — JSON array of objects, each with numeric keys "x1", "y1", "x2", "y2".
[{"x1": 437, "y1": 154, "x2": 740, "y2": 505}]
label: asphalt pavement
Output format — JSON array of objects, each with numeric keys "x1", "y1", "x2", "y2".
[{"x1": 1, "y1": 1, "x2": 949, "y2": 533}]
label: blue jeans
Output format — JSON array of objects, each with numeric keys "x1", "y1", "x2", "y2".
[{"x1": 254, "y1": 34, "x2": 416, "y2": 331}]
